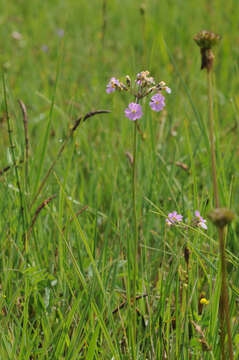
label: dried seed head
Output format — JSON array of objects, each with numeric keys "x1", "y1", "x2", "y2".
[
  {"x1": 207, "y1": 208, "x2": 235, "y2": 228},
  {"x1": 194, "y1": 30, "x2": 221, "y2": 72},
  {"x1": 194, "y1": 30, "x2": 221, "y2": 50}
]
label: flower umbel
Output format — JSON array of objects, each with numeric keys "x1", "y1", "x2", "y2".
[
  {"x1": 166, "y1": 211, "x2": 183, "y2": 226},
  {"x1": 195, "y1": 210, "x2": 207, "y2": 230},
  {"x1": 150, "y1": 93, "x2": 165, "y2": 112},
  {"x1": 125, "y1": 103, "x2": 143, "y2": 121},
  {"x1": 106, "y1": 70, "x2": 171, "y2": 119},
  {"x1": 106, "y1": 77, "x2": 120, "y2": 93}
]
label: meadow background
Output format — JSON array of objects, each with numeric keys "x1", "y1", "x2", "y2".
[{"x1": 1, "y1": 0, "x2": 239, "y2": 358}]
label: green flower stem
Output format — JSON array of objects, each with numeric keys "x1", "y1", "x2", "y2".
[{"x1": 132, "y1": 115, "x2": 138, "y2": 357}]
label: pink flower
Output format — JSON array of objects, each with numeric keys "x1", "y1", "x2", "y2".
[
  {"x1": 150, "y1": 93, "x2": 165, "y2": 112},
  {"x1": 166, "y1": 211, "x2": 183, "y2": 226},
  {"x1": 195, "y1": 210, "x2": 207, "y2": 230},
  {"x1": 106, "y1": 77, "x2": 120, "y2": 93},
  {"x1": 124, "y1": 103, "x2": 143, "y2": 121}
]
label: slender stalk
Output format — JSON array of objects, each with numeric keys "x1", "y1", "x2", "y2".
[
  {"x1": 102, "y1": 0, "x2": 107, "y2": 48},
  {"x1": 218, "y1": 227, "x2": 234, "y2": 360},
  {"x1": 132, "y1": 116, "x2": 138, "y2": 359},
  {"x1": 18, "y1": 99, "x2": 29, "y2": 186},
  {"x1": 207, "y1": 70, "x2": 233, "y2": 359},
  {"x1": 207, "y1": 70, "x2": 219, "y2": 208}
]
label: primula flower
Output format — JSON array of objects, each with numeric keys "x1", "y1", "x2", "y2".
[
  {"x1": 124, "y1": 103, "x2": 143, "y2": 121},
  {"x1": 150, "y1": 93, "x2": 165, "y2": 112},
  {"x1": 165, "y1": 86, "x2": 172, "y2": 94},
  {"x1": 166, "y1": 211, "x2": 183, "y2": 226},
  {"x1": 106, "y1": 77, "x2": 120, "y2": 93},
  {"x1": 195, "y1": 210, "x2": 207, "y2": 230}
]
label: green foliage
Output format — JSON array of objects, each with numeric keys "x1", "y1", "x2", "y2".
[{"x1": 0, "y1": 0, "x2": 239, "y2": 358}]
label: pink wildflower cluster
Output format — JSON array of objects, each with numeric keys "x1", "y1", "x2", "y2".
[
  {"x1": 166, "y1": 210, "x2": 207, "y2": 230},
  {"x1": 106, "y1": 70, "x2": 171, "y2": 121}
]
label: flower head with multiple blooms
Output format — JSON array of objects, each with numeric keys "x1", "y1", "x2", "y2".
[
  {"x1": 106, "y1": 70, "x2": 171, "y2": 120},
  {"x1": 166, "y1": 209, "x2": 208, "y2": 230}
]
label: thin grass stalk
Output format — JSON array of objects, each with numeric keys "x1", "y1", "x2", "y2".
[
  {"x1": 140, "y1": 3, "x2": 146, "y2": 67},
  {"x1": 101, "y1": 0, "x2": 107, "y2": 48},
  {"x1": 218, "y1": 226, "x2": 234, "y2": 359},
  {"x1": 2, "y1": 73, "x2": 27, "y2": 249},
  {"x1": 32, "y1": 44, "x2": 63, "y2": 199},
  {"x1": 18, "y1": 99, "x2": 29, "y2": 186}
]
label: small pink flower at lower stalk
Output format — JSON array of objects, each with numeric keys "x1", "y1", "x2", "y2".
[
  {"x1": 125, "y1": 103, "x2": 143, "y2": 121},
  {"x1": 106, "y1": 77, "x2": 120, "y2": 93},
  {"x1": 166, "y1": 211, "x2": 183, "y2": 226},
  {"x1": 150, "y1": 93, "x2": 165, "y2": 112},
  {"x1": 195, "y1": 210, "x2": 207, "y2": 229}
]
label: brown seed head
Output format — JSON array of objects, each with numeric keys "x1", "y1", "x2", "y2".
[
  {"x1": 194, "y1": 30, "x2": 221, "y2": 50},
  {"x1": 194, "y1": 30, "x2": 221, "y2": 72},
  {"x1": 207, "y1": 208, "x2": 235, "y2": 228}
]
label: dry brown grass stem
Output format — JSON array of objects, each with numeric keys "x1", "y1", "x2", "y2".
[
  {"x1": 30, "y1": 110, "x2": 110, "y2": 209},
  {"x1": 27, "y1": 194, "x2": 56, "y2": 237},
  {"x1": 0, "y1": 160, "x2": 23, "y2": 177},
  {"x1": 112, "y1": 294, "x2": 148, "y2": 314}
]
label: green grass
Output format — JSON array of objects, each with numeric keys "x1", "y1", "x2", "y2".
[{"x1": 0, "y1": 0, "x2": 239, "y2": 358}]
